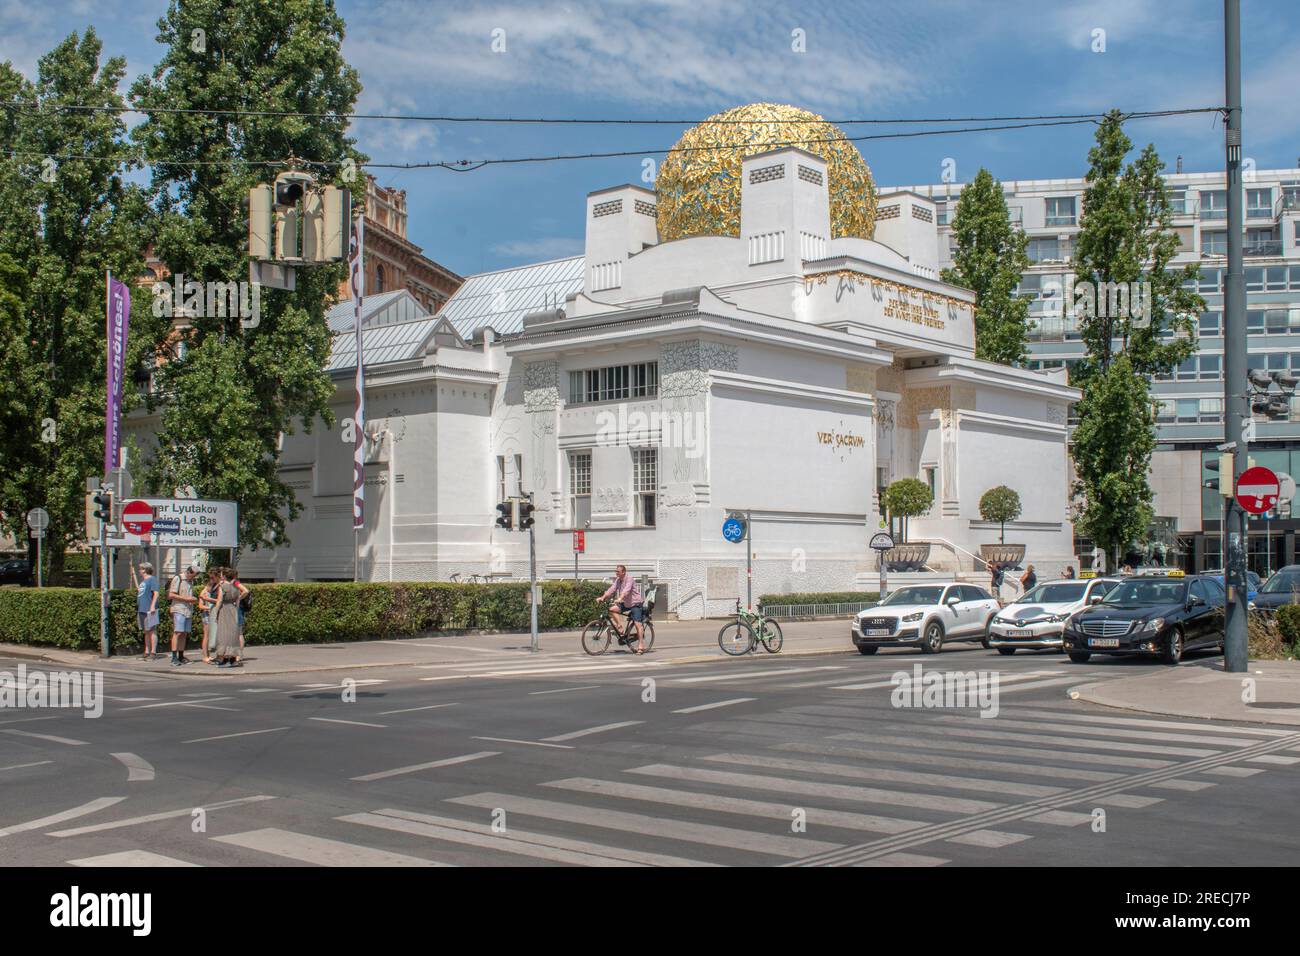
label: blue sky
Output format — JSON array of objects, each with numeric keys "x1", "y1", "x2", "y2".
[{"x1": 5, "y1": 0, "x2": 1300, "y2": 277}]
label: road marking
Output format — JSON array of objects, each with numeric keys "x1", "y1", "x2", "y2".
[
  {"x1": 105, "y1": 696, "x2": 159, "y2": 703},
  {"x1": 993, "y1": 677, "x2": 1091, "y2": 694},
  {"x1": 240, "y1": 688, "x2": 279, "y2": 693},
  {"x1": 543, "y1": 777, "x2": 924, "y2": 835},
  {"x1": 448, "y1": 792, "x2": 839, "y2": 859},
  {"x1": 853, "y1": 851, "x2": 948, "y2": 867},
  {"x1": 352, "y1": 751, "x2": 500, "y2": 782},
  {"x1": 1246, "y1": 754, "x2": 1300, "y2": 765},
  {"x1": 110, "y1": 752, "x2": 155, "y2": 782},
  {"x1": 827, "y1": 731, "x2": 1176, "y2": 769},
  {"x1": 946, "y1": 829, "x2": 1032, "y2": 848},
  {"x1": 472, "y1": 736, "x2": 573, "y2": 750},
  {"x1": 828, "y1": 669, "x2": 1062, "y2": 692},
  {"x1": 297, "y1": 679, "x2": 389, "y2": 689},
  {"x1": 47, "y1": 795, "x2": 277, "y2": 837},
  {"x1": 378, "y1": 703, "x2": 460, "y2": 715},
  {"x1": 0, "y1": 716, "x2": 60, "y2": 727},
  {"x1": 1093, "y1": 793, "x2": 1164, "y2": 809},
  {"x1": 777, "y1": 740, "x2": 1124, "y2": 783},
  {"x1": 343, "y1": 809, "x2": 715, "y2": 867},
  {"x1": 672, "y1": 698, "x2": 757, "y2": 715},
  {"x1": 307, "y1": 717, "x2": 387, "y2": 729},
  {"x1": 1149, "y1": 778, "x2": 1216, "y2": 791},
  {"x1": 184, "y1": 727, "x2": 290, "y2": 744},
  {"x1": 1004, "y1": 707, "x2": 1295, "y2": 738},
  {"x1": 214, "y1": 828, "x2": 450, "y2": 866},
  {"x1": 700, "y1": 752, "x2": 1064, "y2": 799},
  {"x1": 542, "y1": 720, "x2": 644, "y2": 742},
  {"x1": 0, "y1": 760, "x2": 52, "y2": 772},
  {"x1": 1025, "y1": 810, "x2": 1092, "y2": 827},
  {"x1": 887, "y1": 724, "x2": 1223, "y2": 759},
  {"x1": 929, "y1": 714, "x2": 1262, "y2": 748},
  {"x1": 1201, "y1": 765, "x2": 1264, "y2": 777},
  {"x1": 0, "y1": 797, "x2": 126, "y2": 838},
  {"x1": 69, "y1": 850, "x2": 198, "y2": 867},
  {"x1": 483, "y1": 663, "x2": 664, "y2": 678},
  {"x1": 0, "y1": 729, "x2": 88, "y2": 746},
  {"x1": 120, "y1": 697, "x2": 233, "y2": 711},
  {"x1": 627, "y1": 764, "x2": 1001, "y2": 815},
  {"x1": 530, "y1": 685, "x2": 602, "y2": 696},
  {"x1": 675, "y1": 666, "x2": 844, "y2": 684}
]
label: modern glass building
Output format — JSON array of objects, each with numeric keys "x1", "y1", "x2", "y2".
[{"x1": 895, "y1": 167, "x2": 1300, "y2": 575}]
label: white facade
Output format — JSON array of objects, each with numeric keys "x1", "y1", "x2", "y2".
[{"x1": 127, "y1": 147, "x2": 1079, "y2": 617}]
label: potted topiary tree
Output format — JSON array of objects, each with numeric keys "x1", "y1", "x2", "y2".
[
  {"x1": 883, "y1": 478, "x2": 934, "y2": 570},
  {"x1": 978, "y1": 485, "x2": 1026, "y2": 569}
]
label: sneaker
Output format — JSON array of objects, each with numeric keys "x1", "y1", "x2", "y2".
[{"x1": 170, "y1": 657, "x2": 181, "y2": 667}]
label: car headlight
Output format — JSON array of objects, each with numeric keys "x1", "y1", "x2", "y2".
[
  {"x1": 1140, "y1": 617, "x2": 1165, "y2": 633},
  {"x1": 901, "y1": 611, "x2": 923, "y2": 623}
]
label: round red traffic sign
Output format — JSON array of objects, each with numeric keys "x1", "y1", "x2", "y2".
[
  {"x1": 122, "y1": 499, "x2": 154, "y2": 536},
  {"x1": 1236, "y1": 466, "x2": 1280, "y2": 515}
]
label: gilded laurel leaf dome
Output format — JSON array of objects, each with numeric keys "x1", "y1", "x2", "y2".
[{"x1": 655, "y1": 102, "x2": 878, "y2": 243}]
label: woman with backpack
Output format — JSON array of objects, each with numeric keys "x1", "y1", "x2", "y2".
[{"x1": 211, "y1": 567, "x2": 249, "y2": 668}]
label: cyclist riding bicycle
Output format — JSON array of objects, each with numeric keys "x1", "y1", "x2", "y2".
[{"x1": 597, "y1": 564, "x2": 647, "y2": 654}]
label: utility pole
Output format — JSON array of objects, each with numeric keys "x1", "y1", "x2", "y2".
[
  {"x1": 1223, "y1": 0, "x2": 1249, "y2": 672},
  {"x1": 527, "y1": 493, "x2": 539, "y2": 653}
]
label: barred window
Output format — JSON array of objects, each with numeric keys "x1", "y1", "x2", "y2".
[
  {"x1": 633, "y1": 448, "x2": 657, "y2": 526},
  {"x1": 569, "y1": 451, "x2": 591, "y2": 528},
  {"x1": 568, "y1": 362, "x2": 658, "y2": 404}
]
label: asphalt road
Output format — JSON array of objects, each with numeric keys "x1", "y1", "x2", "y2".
[{"x1": 2, "y1": 641, "x2": 1297, "y2": 867}]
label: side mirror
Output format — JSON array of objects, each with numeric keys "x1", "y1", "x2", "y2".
[
  {"x1": 1187, "y1": 595, "x2": 1205, "y2": 608},
  {"x1": 1089, "y1": 594, "x2": 1103, "y2": 604},
  {"x1": 945, "y1": 595, "x2": 961, "y2": 606}
]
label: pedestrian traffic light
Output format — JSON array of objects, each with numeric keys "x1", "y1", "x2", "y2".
[
  {"x1": 518, "y1": 498, "x2": 535, "y2": 531},
  {"x1": 495, "y1": 501, "x2": 513, "y2": 531},
  {"x1": 1204, "y1": 453, "x2": 1233, "y2": 496},
  {"x1": 92, "y1": 490, "x2": 112, "y2": 522}
]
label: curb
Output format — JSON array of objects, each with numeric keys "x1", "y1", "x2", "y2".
[{"x1": 1071, "y1": 679, "x2": 1300, "y2": 729}]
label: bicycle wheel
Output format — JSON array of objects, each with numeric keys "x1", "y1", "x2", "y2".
[
  {"x1": 760, "y1": 619, "x2": 783, "y2": 653},
  {"x1": 581, "y1": 620, "x2": 611, "y2": 656},
  {"x1": 718, "y1": 621, "x2": 755, "y2": 656},
  {"x1": 634, "y1": 622, "x2": 655, "y2": 653}
]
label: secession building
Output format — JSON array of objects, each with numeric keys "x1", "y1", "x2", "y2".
[{"x1": 128, "y1": 104, "x2": 1080, "y2": 618}]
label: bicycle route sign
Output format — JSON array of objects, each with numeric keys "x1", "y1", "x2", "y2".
[{"x1": 722, "y1": 513, "x2": 747, "y2": 543}]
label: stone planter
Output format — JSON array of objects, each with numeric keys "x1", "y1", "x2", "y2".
[
  {"x1": 884, "y1": 542, "x2": 931, "y2": 572},
  {"x1": 980, "y1": 543, "x2": 1026, "y2": 568}
]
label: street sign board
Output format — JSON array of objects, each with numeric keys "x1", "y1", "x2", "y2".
[
  {"x1": 1236, "y1": 466, "x2": 1280, "y2": 515},
  {"x1": 869, "y1": 531, "x2": 895, "y2": 552},
  {"x1": 572, "y1": 530, "x2": 585, "y2": 553},
  {"x1": 137, "y1": 498, "x2": 239, "y2": 548},
  {"x1": 722, "y1": 513, "x2": 747, "y2": 543},
  {"x1": 122, "y1": 499, "x2": 154, "y2": 536},
  {"x1": 26, "y1": 507, "x2": 49, "y2": 532}
]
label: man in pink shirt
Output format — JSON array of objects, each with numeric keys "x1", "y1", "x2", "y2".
[{"x1": 598, "y1": 565, "x2": 646, "y2": 653}]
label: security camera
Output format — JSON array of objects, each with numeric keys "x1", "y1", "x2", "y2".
[{"x1": 1249, "y1": 369, "x2": 1274, "y2": 389}]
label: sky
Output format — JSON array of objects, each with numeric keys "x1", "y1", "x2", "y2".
[{"x1": 4, "y1": 0, "x2": 1300, "y2": 278}]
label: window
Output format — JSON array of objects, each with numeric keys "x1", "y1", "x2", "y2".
[
  {"x1": 1026, "y1": 237, "x2": 1061, "y2": 262},
  {"x1": 1200, "y1": 189, "x2": 1227, "y2": 220},
  {"x1": 1168, "y1": 187, "x2": 1188, "y2": 215},
  {"x1": 375, "y1": 264, "x2": 385, "y2": 293},
  {"x1": 923, "y1": 466, "x2": 937, "y2": 498},
  {"x1": 568, "y1": 451, "x2": 591, "y2": 528},
  {"x1": 496, "y1": 456, "x2": 506, "y2": 502},
  {"x1": 1155, "y1": 399, "x2": 1175, "y2": 424},
  {"x1": 1199, "y1": 354, "x2": 1221, "y2": 381},
  {"x1": 1267, "y1": 266, "x2": 1288, "y2": 291},
  {"x1": 1175, "y1": 356, "x2": 1197, "y2": 381},
  {"x1": 1248, "y1": 310, "x2": 1265, "y2": 334},
  {"x1": 1202, "y1": 230, "x2": 1227, "y2": 256},
  {"x1": 1175, "y1": 399, "x2": 1199, "y2": 424},
  {"x1": 1247, "y1": 188, "x2": 1272, "y2": 216},
  {"x1": 1199, "y1": 268, "x2": 1222, "y2": 293},
  {"x1": 568, "y1": 362, "x2": 658, "y2": 404},
  {"x1": 632, "y1": 448, "x2": 657, "y2": 527},
  {"x1": 1292, "y1": 265, "x2": 1300, "y2": 290},
  {"x1": 1248, "y1": 353, "x2": 1266, "y2": 372},
  {"x1": 1247, "y1": 266, "x2": 1265, "y2": 291},
  {"x1": 1007, "y1": 205, "x2": 1023, "y2": 226},
  {"x1": 1246, "y1": 230, "x2": 1280, "y2": 257},
  {"x1": 1045, "y1": 196, "x2": 1077, "y2": 226},
  {"x1": 1199, "y1": 312, "x2": 1221, "y2": 336},
  {"x1": 1199, "y1": 398, "x2": 1223, "y2": 423},
  {"x1": 1266, "y1": 309, "x2": 1291, "y2": 334},
  {"x1": 513, "y1": 453, "x2": 524, "y2": 496}
]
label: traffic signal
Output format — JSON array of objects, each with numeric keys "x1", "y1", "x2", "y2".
[
  {"x1": 518, "y1": 498, "x2": 535, "y2": 531},
  {"x1": 1204, "y1": 453, "x2": 1233, "y2": 497},
  {"x1": 93, "y1": 489, "x2": 112, "y2": 522},
  {"x1": 495, "y1": 501, "x2": 513, "y2": 531}
]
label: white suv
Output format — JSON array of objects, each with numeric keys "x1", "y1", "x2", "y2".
[
  {"x1": 852, "y1": 583, "x2": 1001, "y2": 655},
  {"x1": 988, "y1": 577, "x2": 1120, "y2": 654}
]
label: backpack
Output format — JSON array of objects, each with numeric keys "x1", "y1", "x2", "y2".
[{"x1": 239, "y1": 589, "x2": 252, "y2": 613}]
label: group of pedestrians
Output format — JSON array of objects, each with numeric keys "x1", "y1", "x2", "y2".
[
  {"x1": 989, "y1": 561, "x2": 1038, "y2": 604},
  {"x1": 134, "y1": 562, "x2": 250, "y2": 667}
]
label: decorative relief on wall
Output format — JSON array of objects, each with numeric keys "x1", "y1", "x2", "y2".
[
  {"x1": 595, "y1": 486, "x2": 628, "y2": 513},
  {"x1": 659, "y1": 340, "x2": 739, "y2": 397},
  {"x1": 845, "y1": 367, "x2": 873, "y2": 394},
  {"x1": 523, "y1": 360, "x2": 560, "y2": 411},
  {"x1": 899, "y1": 386, "x2": 950, "y2": 428},
  {"x1": 1046, "y1": 403, "x2": 1068, "y2": 425}
]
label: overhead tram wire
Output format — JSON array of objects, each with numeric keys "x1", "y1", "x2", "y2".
[{"x1": 4, "y1": 107, "x2": 1223, "y2": 174}]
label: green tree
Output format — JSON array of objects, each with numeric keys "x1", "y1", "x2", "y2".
[
  {"x1": 883, "y1": 478, "x2": 933, "y2": 543},
  {"x1": 1071, "y1": 355, "x2": 1155, "y2": 570},
  {"x1": 978, "y1": 486, "x2": 1022, "y2": 543},
  {"x1": 941, "y1": 168, "x2": 1032, "y2": 365},
  {"x1": 129, "y1": 0, "x2": 365, "y2": 549},
  {"x1": 0, "y1": 31, "x2": 151, "y2": 581}
]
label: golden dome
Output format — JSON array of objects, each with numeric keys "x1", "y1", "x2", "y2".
[{"x1": 655, "y1": 102, "x2": 877, "y2": 243}]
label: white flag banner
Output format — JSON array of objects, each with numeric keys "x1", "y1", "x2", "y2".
[{"x1": 348, "y1": 215, "x2": 366, "y2": 530}]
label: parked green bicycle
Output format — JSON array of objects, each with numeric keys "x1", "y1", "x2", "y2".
[{"x1": 718, "y1": 599, "x2": 783, "y2": 655}]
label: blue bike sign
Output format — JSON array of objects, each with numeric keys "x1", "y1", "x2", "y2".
[{"x1": 722, "y1": 513, "x2": 747, "y2": 543}]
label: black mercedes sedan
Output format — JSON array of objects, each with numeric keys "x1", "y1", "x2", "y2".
[
  {"x1": 1061, "y1": 573, "x2": 1225, "y2": 665},
  {"x1": 1251, "y1": 567, "x2": 1300, "y2": 612}
]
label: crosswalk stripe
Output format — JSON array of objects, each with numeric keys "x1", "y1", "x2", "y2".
[
  {"x1": 0, "y1": 729, "x2": 88, "y2": 746},
  {"x1": 992, "y1": 677, "x2": 1090, "y2": 694},
  {"x1": 542, "y1": 777, "x2": 925, "y2": 835},
  {"x1": 351, "y1": 751, "x2": 499, "y2": 782},
  {"x1": 542, "y1": 720, "x2": 643, "y2": 742},
  {"x1": 881, "y1": 724, "x2": 1223, "y2": 758},
  {"x1": 927, "y1": 715, "x2": 1262, "y2": 748},
  {"x1": 776, "y1": 740, "x2": 1124, "y2": 783},
  {"x1": 672, "y1": 698, "x2": 757, "y2": 715},
  {"x1": 307, "y1": 717, "x2": 387, "y2": 729},
  {"x1": 47, "y1": 796, "x2": 277, "y2": 837},
  {"x1": 0, "y1": 797, "x2": 126, "y2": 838},
  {"x1": 1149, "y1": 779, "x2": 1216, "y2": 791},
  {"x1": 1091, "y1": 793, "x2": 1164, "y2": 809},
  {"x1": 342, "y1": 809, "x2": 715, "y2": 867},
  {"x1": 946, "y1": 829, "x2": 1032, "y2": 848},
  {"x1": 627, "y1": 763, "x2": 1001, "y2": 815},
  {"x1": 69, "y1": 850, "x2": 198, "y2": 867},
  {"x1": 214, "y1": 827, "x2": 450, "y2": 866},
  {"x1": 827, "y1": 731, "x2": 1176, "y2": 769},
  {"x1": 447, "y1": 792, "x2": 839, "y2": 858},
  {"x1": 699, "y1": 752, "x2": 1064, "y2": 799},
  {"x1": 184, "y1": 727, "x2": 289, "y2": 744},
  {"x1": 1201, "y1": 765, "x2": 1264, "y2": 777},
  {"x1": 826, "y1": 669, "x2": 1064, "y2": 692},
  {"x1": 994, "y1": 707, "x2": 1295, "y2": 738},
  {"x1": 1246, "y1": 754, "x2": 1300, "y2": 765},
  {"x1": 1026, "y1": 810, "x2": 1092, "y2": 827},
  {"x1": 378, "y1": 703, "x2": 460, "y2": 715},
  {"x1": 675, "y1": 666, "x2": 845, "y2": 684},
  {"x1": 854, "y1": 851, "x2": 948, "y2": 867}
]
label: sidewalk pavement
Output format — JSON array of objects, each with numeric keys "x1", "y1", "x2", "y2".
[
  {"x1": 0, "y1": 617, "x2": 858, "y2": 677},
  {"x1": 1072, "y1": 659, "x2": 1300, "y2": 727}
]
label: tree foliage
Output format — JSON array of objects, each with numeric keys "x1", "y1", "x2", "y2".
[
  {"x1": 129, "y1": 0, "x2": 365, "y2": 549},
  {"x1": 979, "y1": 486, "x2": 1022, "y2": 542},
  {"x1": 941, "y1": 168, "x2": 1032, "y2": 365}
]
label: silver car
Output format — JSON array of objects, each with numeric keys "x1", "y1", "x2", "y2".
[{"x1": 988, "y1": 578, "x2": 1120, "y2": 654}]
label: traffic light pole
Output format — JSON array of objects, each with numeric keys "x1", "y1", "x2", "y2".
[
  {"x1": 1223, "y1": 0, "x2": 1249, "y2": 673},
  {"x1": 528, "y1": 494, "x2": 539, "y2": 653},
  {"x1": 98, "y1": 488, "x2": 110, "y2": 658}
]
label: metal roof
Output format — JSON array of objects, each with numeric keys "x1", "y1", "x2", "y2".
[
  {"x1": 438, "y1": 256, "x2": 584, "y2": 338},
  {"x1": 326, "y1": 314, "x2": 440, "y2": 373},
  {"x1": 325, "y1": 289, "x2": 424, "y2": 333}
]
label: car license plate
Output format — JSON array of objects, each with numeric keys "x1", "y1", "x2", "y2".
[
  {"x1": 1088, "y1": 638, "x2": 1120, "y2": 648},
  {"x1": 1006, "y1": 629, "x2": 1034, "y2": 638},
  {"x1": 865, "y1": 628, "x2": 890, "y2": 636}
]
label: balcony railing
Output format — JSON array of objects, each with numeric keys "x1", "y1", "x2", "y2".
[
  {"x1": 1245, "y1": 239, "x2": 1284, "y2": 257},
  {"x1": 1276, "y1": 194, "x2": 1300, "y2": 216}
]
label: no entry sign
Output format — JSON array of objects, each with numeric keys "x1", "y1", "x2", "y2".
[
  {"x1": 1237, "y1": 466, "x2": 1280, "y2": 515},
  {"x1": 122, "y1": 499, "x2": 154, "y2": 536}
]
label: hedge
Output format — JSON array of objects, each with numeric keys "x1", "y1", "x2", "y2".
[
  {"x1": 0, "y1": 580, "x2": 612, "y2": 651},
  {"x1": 1275, "y1": 605, "x2": 1300, "y2": 647},
  {"x1": 760, "y1": 591, "x2": 880, "y2": 607}
]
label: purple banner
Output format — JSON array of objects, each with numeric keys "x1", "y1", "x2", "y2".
[
  {"x1": 349, "y1": 217, "x2": 366, "y2": 530},
  {"x1": 104, "y1": 274, "x2": 131, "y2": 479}
]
